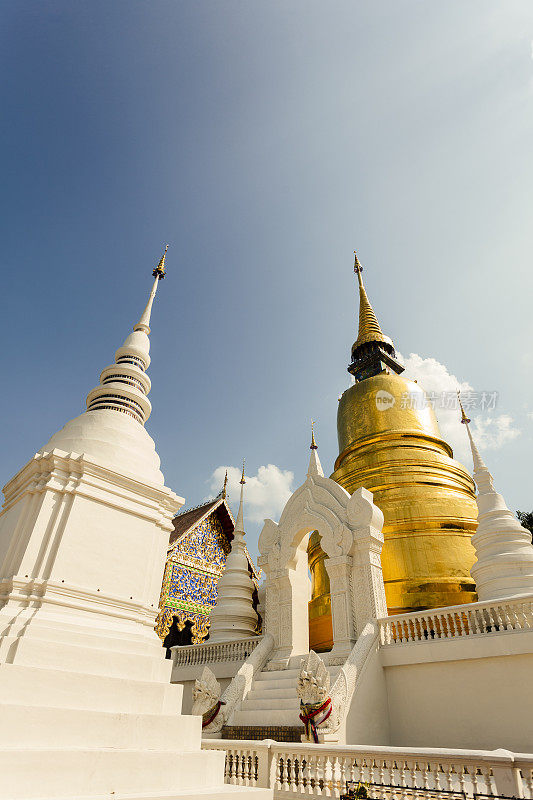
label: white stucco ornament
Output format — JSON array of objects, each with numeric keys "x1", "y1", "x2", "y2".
[
  {"x1": 258, "y1": 433, "x2": 387, "y2": 665},
  {"x1": 297, "y1": 650, "x2": 331, "y2": 706},
  {"x1": 192, "y1": 667, "x2": 222, "y2": 716}
]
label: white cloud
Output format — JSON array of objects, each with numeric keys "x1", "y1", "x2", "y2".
[
  {"x1": 206, "y1": 463, "x2": 295, "y2": 524},
  {"x1": 399, "y1": 352, "x2": 519, "y2": 466},
  {"x1": 470, "y1": 414, "x2": 519, "y2": 450}
]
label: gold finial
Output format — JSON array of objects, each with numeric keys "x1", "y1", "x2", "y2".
[
  {"x1": 310, "y1": 419, "x2": 318, "y2": 450},
  {"x1": 353, "y1": 251, "x2": 364, "y2": 289},
  {"x1": 240, "y1": 459, "x2": 246, "y2": 485},
  {"x1": 457, "y1": 391, "x2": 471, "y2": 425},
  {"x1": 351, "y1": 249, "x2": 393, "y2": 353},
  {"x1": 152, "y1": 244, "x2": 168, "y2": 279},
  {"x1": 222, "y1": 470, "x2": 228, "y2": 499}
]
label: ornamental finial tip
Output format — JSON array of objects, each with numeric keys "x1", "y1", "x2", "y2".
[
  {"x1": 457, "y1": 391, "x2": 471, "y2": 425},
  {"x1": 240, "y1": 459, "x2": 246, "y2": 485},
  {"x1": 153, "y1": 244, "x2": 168, "y2": 279},
  {"x1": 222, "y1": 469, "x2": 228, "y2": 499},
  {"x1": 353, "y1": 250, "x2": 363, "y2": 274},
  {"x1": 310, "y1": 419, "x2": 318, "y2": 450}
]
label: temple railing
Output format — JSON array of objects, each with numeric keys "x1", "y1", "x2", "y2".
[
  {"x1": 202, "y1": 740, "x2": 533, "y2": 799},
  {"x1": 378, "y1": 595, "x2": 533, "y2": 646},
  {"x1": 172, "y1": 636, "x2": 261, "y2": 667}
]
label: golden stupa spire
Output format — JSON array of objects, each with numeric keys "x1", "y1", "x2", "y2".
[
  {"x1": 352, "y1": 251, "x2": 392, "y2": 351},
  {"x1": 152, "y1": 244, "x2": 168, "y2": 280},
  {"x1": 240, "y1": 459, "x2": 246, "y2": 485},
  {"x1": 310, "y1": 419, "x2": 318, "y2": 450},
  {"x1": 457, "y1": 391, "x2": 471, "y2": 425}
]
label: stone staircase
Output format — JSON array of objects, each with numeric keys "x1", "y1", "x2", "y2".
[
  {"x1": 0, "y1": 657, "x2": 271, "y2": 799},
  {"x1": 226, "y1": 658, "x2": 341, "y2": 740}
]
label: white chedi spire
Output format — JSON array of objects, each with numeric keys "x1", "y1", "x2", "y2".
[
  {"x1": 40, "y1": 247, "x2": 169, "y2": 485},
  {"x1": 209, "y1": 461, "x2": 259, "y2": 643},
  {"x1": 307, "y1": 420, "x2": 324, "y2": 478},
  {"x1": 459, "y1": 396, "x2": 533, "y2": 601},
  {"x1": 85, "y1": 245, "x2": 168, "y2": 425}
]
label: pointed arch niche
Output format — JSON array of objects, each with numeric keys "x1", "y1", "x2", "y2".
[{"x1": 258, "y1": 469, "x2": 387, "y2": 666}]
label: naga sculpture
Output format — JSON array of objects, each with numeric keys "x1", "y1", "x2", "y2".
[
  {"x1": 191, "y1": 667, "x2": 225, "y2": 730},
  {"x1": 296, "y1": 622, "x2": 378, "y2": 741},
  {"x1": 297, "y1": 650, "x2": 335, "y2": 742},
  {"x1": 191, "y1": 633, "x2": 276, "y2": 735}
]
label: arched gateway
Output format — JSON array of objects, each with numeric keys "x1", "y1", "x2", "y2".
[{"x1": 258, "y1": 444, "x2": 387, "y2": 667}]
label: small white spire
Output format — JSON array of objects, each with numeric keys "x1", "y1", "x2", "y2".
[
  {"x1": 307, "y1": 420, "x2": 324, "y2": 478},
  {"x1": 135, "y1": 273, "x2": 161, "y2": 335},
  {"x1": 458, "y1": 393, "x2": 487, "y2": 476},
  {"x1": 458, "y1": 393, "x2": 533, "y2": 601},
  {"x1": 209, "y1": 459, "x2": 258, "y2": 643},
  {"x1": 234, "y1": 459, "x2": 246, "y2": 534}
]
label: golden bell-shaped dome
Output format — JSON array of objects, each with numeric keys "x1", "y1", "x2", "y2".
[
  {"x1": 308, "y1": 253, "x2": 478, "y2": 651},
  {"x1": 333, "y1": 371, "x2": 478, "y2": 614}
]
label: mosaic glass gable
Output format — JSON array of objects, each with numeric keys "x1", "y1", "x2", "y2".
[{"x1": 156, "y1": 507, "x2": 232, "y2": 644}]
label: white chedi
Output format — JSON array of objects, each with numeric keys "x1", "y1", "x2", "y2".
[
  {"x1": 0, "y1": 251, "x2": 270, "y2": 800},
  {"x1": 461, "y1": 401, "x2": 533, "y2": 601},
  {"x1": 209, "y1": 463, "x2": 258, "y2": 643},
  {"x1": 41, "y1": 255, "x2": 167, "y2": 485}
]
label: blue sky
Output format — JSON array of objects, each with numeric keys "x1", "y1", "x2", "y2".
[{"x1": 1, "y1": 1, "x2": 533, "y2": 559}]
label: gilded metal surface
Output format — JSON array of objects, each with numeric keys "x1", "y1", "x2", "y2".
[
  {"x1": 152, "y1": 244, "x2": 168, "y2": 279},
  {"x1": 310, "y1": 371, "x2": 478, "y2": 623},
  {"x1": 334, "y1": 372, "x2": 478, "y2": 613},
  {"x1": 308, "y1": 530, "x2": 333, "y2": 651}
]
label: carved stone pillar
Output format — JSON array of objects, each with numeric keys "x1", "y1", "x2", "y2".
[
  {"x1": 265, "y1": 563, "x2": 309, "y2": 665},
  {"x1": 347, "y1": 487, "x2": 387, "y2": 636},
  {"x1": 358, "y1": 540, "x2": 388, "y2": 621},
  {"x1": 324, "y1": 555, "x2": 356, "y2": 660}
]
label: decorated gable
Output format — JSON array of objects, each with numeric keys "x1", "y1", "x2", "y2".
[{"x1": 156, "y1": 498, "x2": 236, "y2": 643}]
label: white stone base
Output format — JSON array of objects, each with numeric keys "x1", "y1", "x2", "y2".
[{"x1": 0, "y1": 660, "x2": 271, "y2": 799}]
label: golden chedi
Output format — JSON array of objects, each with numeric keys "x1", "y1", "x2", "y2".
[{"x1": 308, "y1": 253, "x2": 478, "y2": 651}]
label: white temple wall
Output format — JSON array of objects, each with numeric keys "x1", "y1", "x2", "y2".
[
  {"x1": 0, "y1": 454, "x2": 174, "y2": 611},
  {"x1": 46, "y1": 494, "x2": 166, "y2": 603},
  {"x1": 342, "y1": 632, "x2": 391, "y2": 745},
  {"x1": 0, "y1": 489, "x2": 48, "y2": 574},
  {"x1": 381, "y1": 632, "x2": 533, "y2": 752}
]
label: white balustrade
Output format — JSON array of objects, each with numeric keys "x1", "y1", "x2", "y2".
[
  {"x1": 172, "y1": 636, "x2": 260, "y2": 667},
  {"x1": 378, "y1": 596, "x2": 533, "y2": 647},
  {"x1": 203, "y1": 740, "x2": 533, "y2": 799}
]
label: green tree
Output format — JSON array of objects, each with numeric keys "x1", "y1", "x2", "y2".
[{"x1": 517, "y1": 511, "x2": 533, "y2": 544}]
